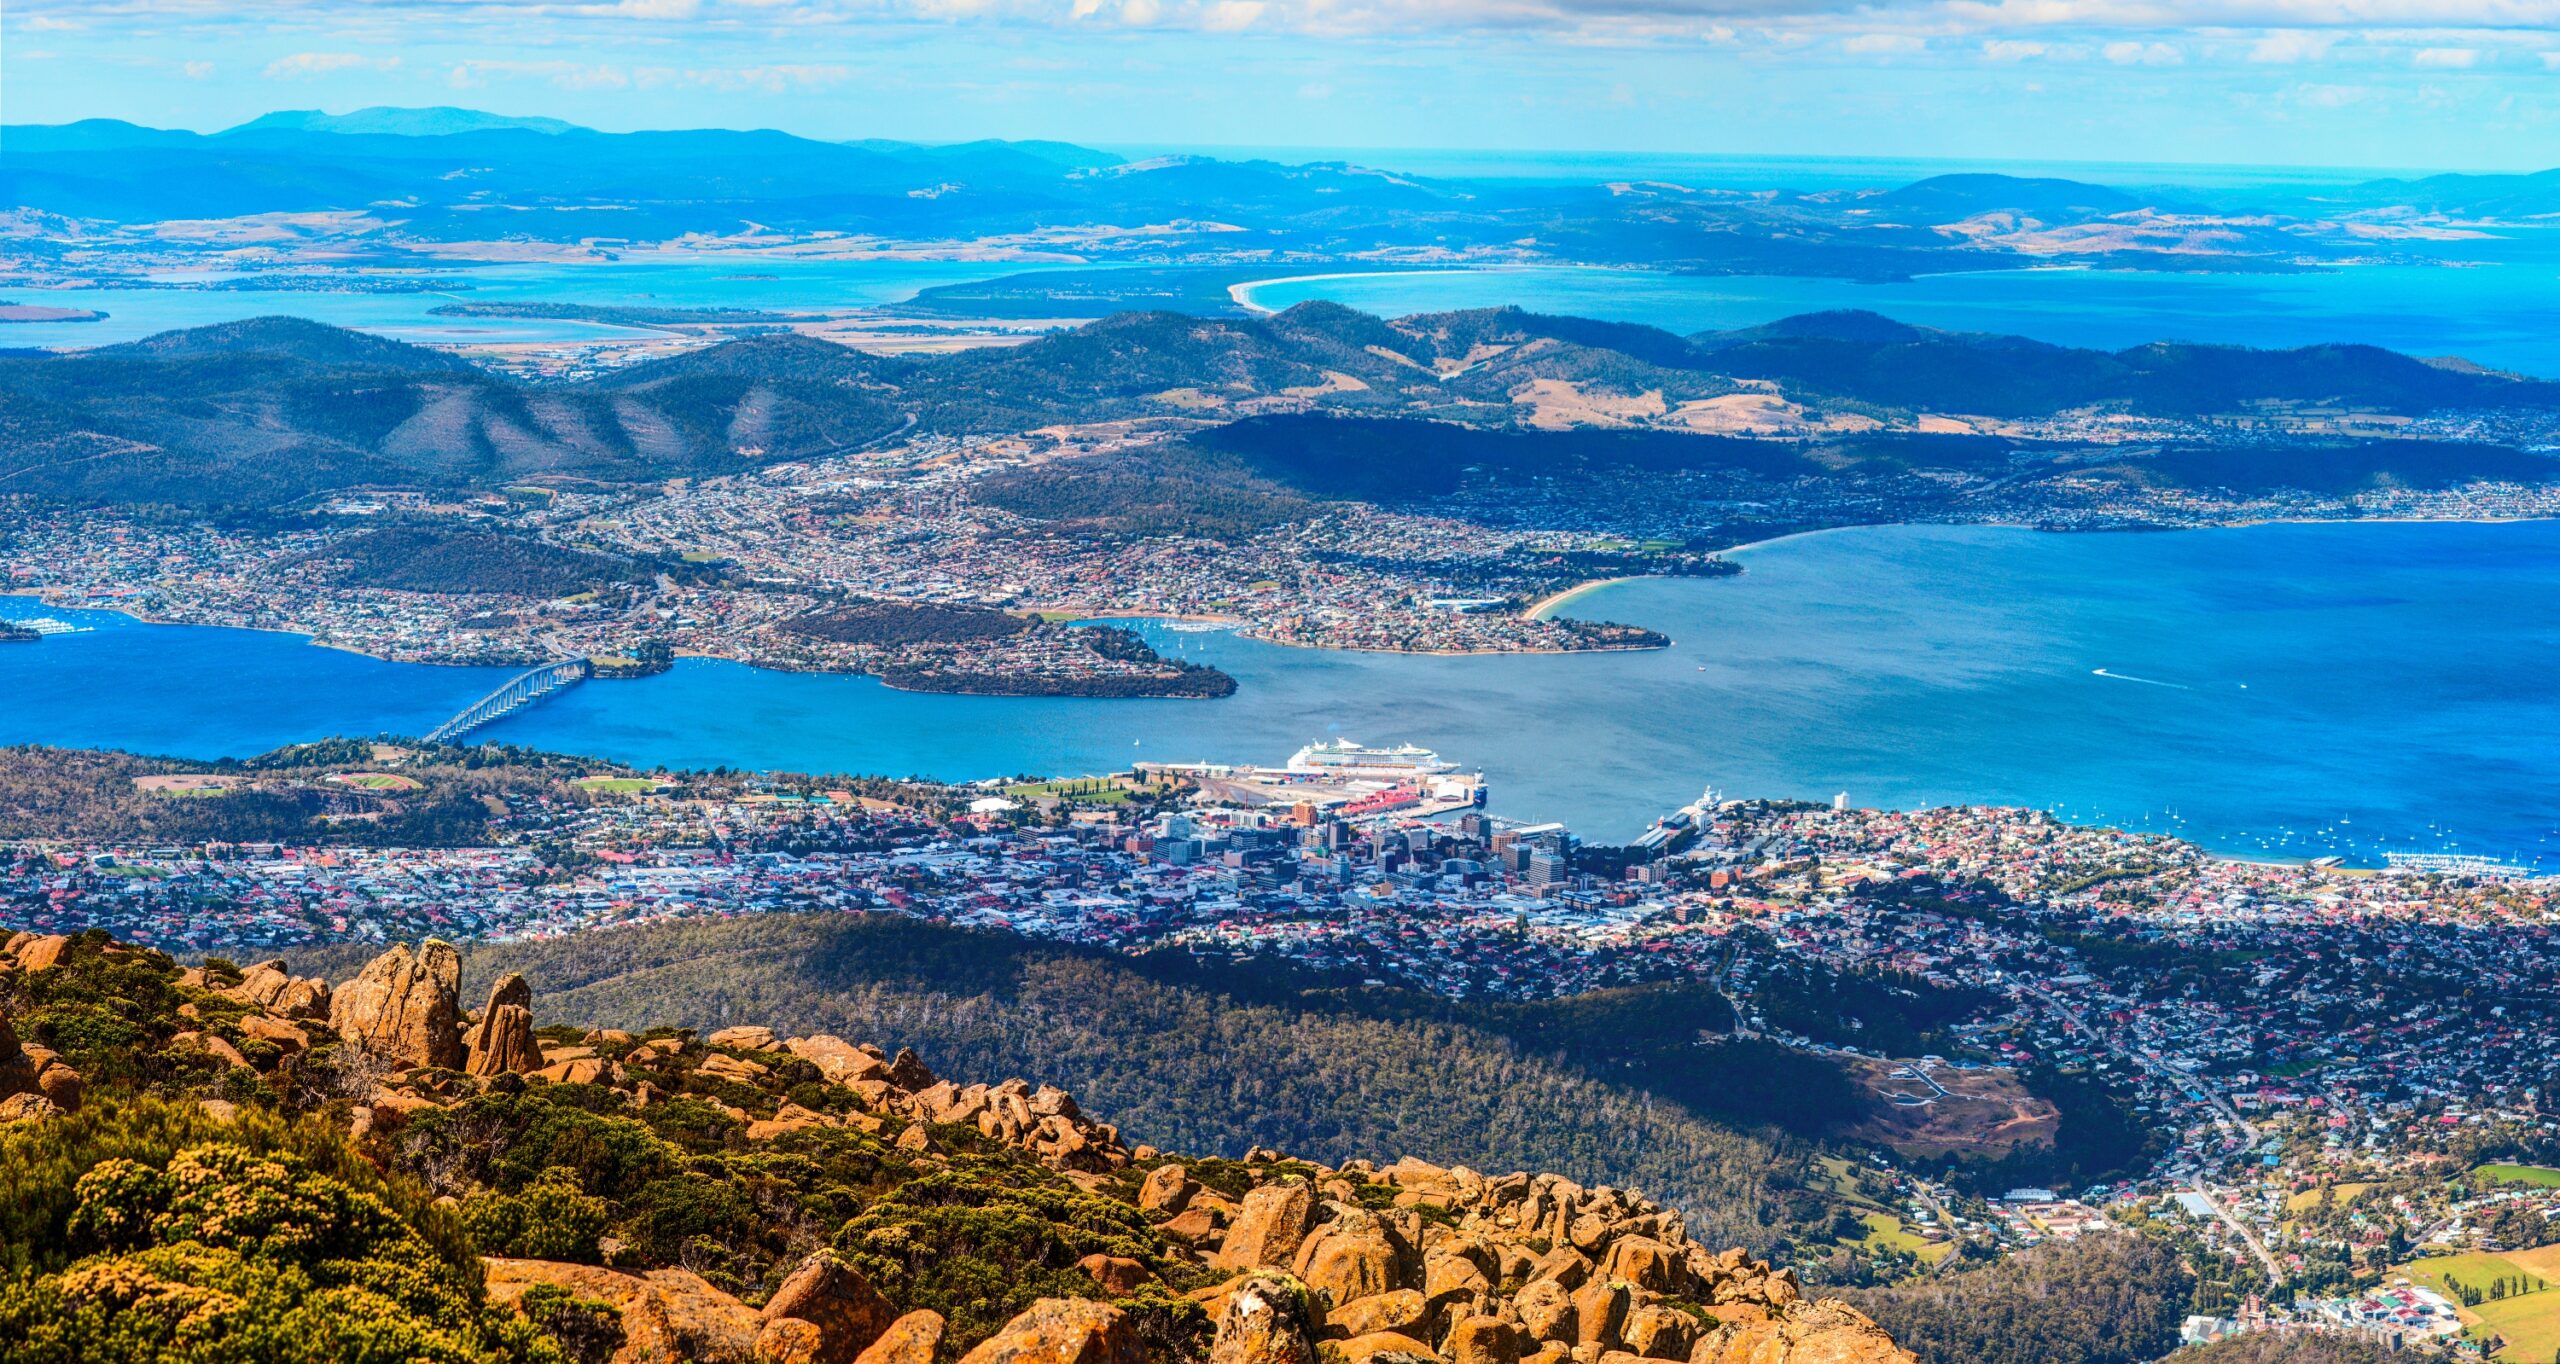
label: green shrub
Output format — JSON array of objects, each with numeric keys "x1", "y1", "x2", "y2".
[
  {"x1": 462, "y1": 1169, "x2": 610, "y2": 1263},
  {"x1": 835, "y1": 1159, "x2": 1192, "y2": 1348},
  {"x1": 0, "y1": 1098, "x2": 557, "y2": 1363},
  {"x1": 514, "y1": 1283, "x2": 624, "y2": 1364}
]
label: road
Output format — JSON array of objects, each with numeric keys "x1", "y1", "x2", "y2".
[
  {"x1": 2192, "y1": 1175, "x2": 2287, "y2": 1284},
  {"x1": 2015, "y1": 981, "x2": 2260, "y2": 1148}
]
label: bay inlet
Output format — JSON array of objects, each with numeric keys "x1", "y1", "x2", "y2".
[{"x1": 6, "y1": 520, "x2": 2557, "y2": 870}]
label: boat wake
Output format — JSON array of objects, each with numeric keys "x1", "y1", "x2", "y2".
[{"x1": 2091, "y1": 668, "x2": 2191, "y2": 690}]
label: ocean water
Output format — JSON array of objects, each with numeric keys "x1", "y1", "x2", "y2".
[
  {"x1": 8, "y1": 520, "x2": 2558, "y2": 868},
  {"x1": 0, "y1": 257, "x2": 1032, "y2": 349},
  {"x1": 1238, "y1": 228, "x2": 2560, "y2": 380}
]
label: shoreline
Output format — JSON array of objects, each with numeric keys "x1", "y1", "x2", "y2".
[{"x1": 1225, "y1": 264, "x2": 1574, "y2": 315}]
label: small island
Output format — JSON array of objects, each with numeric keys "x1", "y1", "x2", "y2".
[
  {"x1": 778, "y1": 602, "x2": 1238, "y2": 699},
  {"x1": 0, "y1": 621, "x2": 40, "y2": 643},
  {"x1": 0, "y1": 301, "x2": 105, "y2": 324}
]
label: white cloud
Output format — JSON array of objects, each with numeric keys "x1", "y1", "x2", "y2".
[
  {"x1": 1202, "y1": 0, "x2": 1264, "y2": 28},
  {"x1": 2411, "y1": 46, "x2": 2478, "y2": 66},
  {"x1": 2103, "y1": 40, "x2": 2180, "y2": 63},
  {"x1": 263, "y1": 52, "x2": 400, "y2": 80},
  {"x1": 447, "y1": 59, "x2": 630, "y2": 89},
  {"x1": 19, "y1": 0, "x2": 2560, "y2": 65},
  {"x1": 2289, "y1": 81, "x2": 2373, "y2": 106},
  {"x1": 2248, "y1": 31, "x2": 2336, "y2": 63},
  {"x1": 575, "y1": 0, "x2": 701, "y2": 16},
  {"x1": 683, "y1": 63, "x2": 854, "y2": 89},
  {"x1": 184, "y1": 60, "x2": 215, "y2": 78}
]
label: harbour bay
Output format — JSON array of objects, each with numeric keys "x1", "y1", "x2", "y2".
[
  {"x1": 7, "y1": 519, "x2": 2557, "y2": 870},
  {"x1": 1234, "y1": 231, "x2": 2560, "y2": 381}
]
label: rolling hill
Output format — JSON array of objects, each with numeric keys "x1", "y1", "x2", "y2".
[{"x1": 1, "y1": 306, "x2": 2552, "y2": 510}]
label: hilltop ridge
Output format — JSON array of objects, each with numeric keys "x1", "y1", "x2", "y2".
[
  {"x1": 0, "y1": 929, "x2": 1912, "y2": 1364},
  {"x1": 4, "y1": 306, "x2": 2553, "y2": 511}
]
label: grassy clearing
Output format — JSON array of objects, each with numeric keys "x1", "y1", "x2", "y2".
[
  {"x1": 574, "y1": 776, "x2": 660, "y2": 794},
  {"x1": 2287, "y1": 1181, "x2": 2378, "y2": 1213},
  {"x1": 2477, "y1": 1165, "x2": 2560, "y2": 1190},
  {"x1": 332, "y1": 771, "x2": 423, "y2": 791},
  {"x1": 1855, "y1": 1211, "x2": 1953, "y2": 1265},
  {"x1": 1005, "y1": 779, "x2": 1130, "y2": 806},
  {"x1": 2392, "y1": 1249, "x2": 2560, "y2": 1360}
]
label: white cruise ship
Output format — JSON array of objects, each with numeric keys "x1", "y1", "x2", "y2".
[{"x1": 1285, "y1": 739, "x2": 1458, "y2": 779}]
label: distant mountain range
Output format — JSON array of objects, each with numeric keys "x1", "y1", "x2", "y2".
[
  {"x1": 19, "y1": 109, "x2": 2536, "y2": 276},
  {"x1": 1, "y1": 305, "x2": 2551, "y2": 511},
  {"x1": 229, "y1": 106, "x2": 583, "y2": 137}
]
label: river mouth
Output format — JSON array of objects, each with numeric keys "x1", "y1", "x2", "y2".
[{"x1": 7, "y1": 519, "x2": 2558, "y2": 869}]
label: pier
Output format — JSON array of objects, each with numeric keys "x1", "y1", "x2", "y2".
[{"x1": 423, "y1": 658, "x2": 592, "y2": 746}]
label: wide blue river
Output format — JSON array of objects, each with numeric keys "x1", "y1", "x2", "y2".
[{"x1": 7, "y1": 521, "x2": 2558, "y2": 869}]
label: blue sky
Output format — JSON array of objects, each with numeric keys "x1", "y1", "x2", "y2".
[{"x1": 7, "y1": 0, "x2": 2559, "y2": 172}]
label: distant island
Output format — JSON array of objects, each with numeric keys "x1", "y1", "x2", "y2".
[
  {"x1": 428, "y1": 301, "x2": 809, "y2": 326},
  {"x1": 0, "y1": 301, "x2": 104, "y2": 324}
]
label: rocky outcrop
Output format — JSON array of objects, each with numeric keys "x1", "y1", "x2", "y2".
[
  {"x1": 1162, "y1": 1159, "x2": 1907, "y2": 1364},
  {"x1": 1697, "y1": 1300, "x2": 1912, "y2": 1364},
  {"x1": 0, "y1": 933, "x2": 1912, "y2": 1364},
  {"x1": 854, "y1": 1311, "x2": 945, "y2": 1364},
  {"x1": 787, "y1": 1034, "x2": 893, "y2": 1086},
  {"x1": 755, "y1": 1251, "x2": 900, "y2": 1364},
  {"x1": 224, "y1": 959, "x2": 332, "y2": 1019},
  {"x1": 955, "y1": 1298, "x2": 1144, "y2": 1364},
  {"x1": 329, "y1": 939, "x2": 463, "y2": 1069},
  {"x1": 0, "y1": 1003, "x2": 82, "y2": 1117},
  {"x1": 1209, "y1": 1275, "x2": 1318, "y2": 1364},
  {"x1": 8, "y1": 933, "x2": 72, "y2": 971},
  {"x1": 465, "y1": 973, "x2": 542, "y2": 1076},
  {"x1": 1214, "y1": 1181, "x2": 1315, "y2": 1271},
  {"x1": 485, "y1": 1257, "x2": 760, "y2": 1364}
]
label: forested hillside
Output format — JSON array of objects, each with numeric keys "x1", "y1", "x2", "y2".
[{"x1": 1840, "y1": 1235, "x2": 2195, "y2": 1364}]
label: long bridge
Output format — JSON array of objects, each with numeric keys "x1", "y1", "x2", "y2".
[{"x1": 424, "y1": 658, "x2": 593, "y2": 746}]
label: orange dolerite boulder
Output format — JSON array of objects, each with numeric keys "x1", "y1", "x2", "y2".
[
  {"x1": 1691, "y1": 1302, "x2": 1914, "y2": 1364},
  {"x1": 853, "y1": 1311, "x2": 945, "y2": 1364},
  {"x1": 330, "y1": 939, "x2": 464, "y2": 1069},
  {"x1": 1294, "y1": 1205, "x2": 1407, "y2": 1307},
  {"x1": 1442, "y1": 1315, "x2": 1523, "y2": 1364},
  {"x1": 756, "y1": 1251, "x2": 902, "y2": 1364},
  {"x1": 1207, "y1": 1274, "x2": 1318, "y2": 1364},
  {"x1": 484, "y1": 1258, "x2": 760, "y2": 1364},
  {"x1": 12, "y1": 935, "x2": 71, "y2": 971},
  {"x1": 787, "y1": 1034, "x2": 892, "y2": 1085},
  {"x1": 955, "y1": 1298, "x2": 1146, "y2": 1364},
  {"x1": 226, "y1": 959, "x2": 333, "y2": 1019},
  {"x1": 1324, "y1": 1289, "x2": 1430, "y2": 1342},
  {"x1": 1333, "y1": 1330, "x2": 1444, "y2": 1364},
  {"x1": 1213, "y1": 1181, "x2": 1315, "y2": 1271}
]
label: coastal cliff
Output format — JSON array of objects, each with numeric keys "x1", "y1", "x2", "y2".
[{"x1": 0, "y1": 930, "x2": 1909, "y2": 1364}]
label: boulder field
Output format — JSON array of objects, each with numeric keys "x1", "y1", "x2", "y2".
[{"x1": 0, "y1": 932, "x2": 1911, "y2": 1364}]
